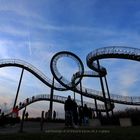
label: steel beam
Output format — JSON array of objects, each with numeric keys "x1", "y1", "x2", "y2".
[
  {"x1": 104, "y1": 76, "x2": 114, "y2": 116},
  {"x1": 96, "y1": 60, "x2": 109, "y2": 118},
  {"x1": 13, "y1": 68, "x2": 24, "y2": 110}
]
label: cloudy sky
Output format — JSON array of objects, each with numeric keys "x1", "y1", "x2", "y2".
[{"x1": 0, "y1": 0, "x2": 140, "y2": 117}]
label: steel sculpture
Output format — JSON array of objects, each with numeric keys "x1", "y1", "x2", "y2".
[{"x1": 1, "y1": 46, "x2": 140, "y2": 118}]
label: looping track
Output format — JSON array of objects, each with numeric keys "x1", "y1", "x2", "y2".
[
  {"x1": 87, "y1": 46, "x2": 140, "y2": 75},
  {"x1": 0, "y1": 46, "x2": 140, "y2": 108},
  {"x1": 50, "y1": 51, "x2": 84, "y2": 89}
]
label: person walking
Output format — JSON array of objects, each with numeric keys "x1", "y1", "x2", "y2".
[
  {"x1": 53, "y1": 110, "x2": 56, "y2": 120},
  {"x1": 25, "y1": 112, "x2": 29, "y2": 120}
]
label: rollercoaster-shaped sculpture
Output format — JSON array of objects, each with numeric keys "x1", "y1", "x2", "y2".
[{"x1": 1, "y1": 46, "x2": 140, "y2": 116}]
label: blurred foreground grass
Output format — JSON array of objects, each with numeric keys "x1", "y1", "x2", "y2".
[{"x1": 0, "y1": 126, "x2": 140, "y2": 140}]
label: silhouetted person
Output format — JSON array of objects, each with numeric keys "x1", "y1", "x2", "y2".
[
  {"x1": 25, "y1": 112, "x2": 29, "y2": 120},
  {"x1": 22, "y1": 103, "x2": 25, "y2": 107},
  {"x1": 12, "y1": 105, "x2": 19, "y2": 118},
  {"x1": 98, "y1": 111, "x2": 102, "y2": 119},
  {"x1": 0, "y1": 112, "x2": 5, "y2": 126},
  {"x1": 83, "y1": 104, "x2": 89, "y2": 125},
  {"x1": 64, "y1": 95, "x2": 73, "y2": 127},
  {"x1": 78, "y1": 106, "x2": 83, "y2": 125},
  {"x1": 19, "y1": 102, "x2": 22, "y2": 108},
  {"x1": 53, "y1": 110, "x2": 56, "y2": 120},
  {"x1": 45, "y1": 111, "x2": 49, "y2": 120},
  {"x1": 26, "y1": 98, "x2": 29, "y2": 104},
  {"x1": 32, "y1": 96, "x2": 35, "y2": 101},
  {"x1": 47, "y1": 109, "x2": 51, "y2": 120},
  {"x1": 89, "y1": 108, "x2": 93, "y2": 119},
  {"x1": 92, "y1": 110, "x2": 95, "y2": 118},
  {"x1": 72, "y1": 100, "x2": 78, "y2": 126}
]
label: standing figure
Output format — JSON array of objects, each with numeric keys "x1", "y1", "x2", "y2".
[
  {"x1": 78, "y1": 106, "x2": 83, "y2": 125},
  {"x1": 83, "y1": 104, "x2": 89, "y2": 125},
  {"x1": 64, "y1": 95, "x2": 73, "y2": 127},
  {"x1": 72, "y1": 100, "x2": 78, "y2": 126},
  {"x1": 12, "y1": 105, "x2": 19, "y2": 118},
  {"x1": 53, "y1": 110, "x2": 56, "y2": 120},
  {"x1": 25, "y1": 112, "x2": 29, "y2": 120}
]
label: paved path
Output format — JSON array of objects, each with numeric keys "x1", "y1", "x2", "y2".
[
  {"x1": 0, "y1": 122, "x2": 68, "y2": 134},
  {"x1": 0, "y1": 120, "x2": 117, "y2": 134}
]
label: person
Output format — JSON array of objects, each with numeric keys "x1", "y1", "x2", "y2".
[
  {"x1": 64, "y1": 95, "x2": 73, "y2": 127},
  {"x1": 53, "y1": 110, "x2": 56, "y2": 120},
  {"x1": 47, "y1": 109, "x2": 51, "y2": 120},
  {"x1": 92, "y1": 110, "x2": 95, "y2": 119},
  {"x1": 26, "y1": 98, "x2": 29, "y2": 104},
  {"x1": 25, "y1": 112, "x2": 29, "y2": 120},
  {"x1": 0, "y1": 112, "x2": 6, "y2": 126},
  {"x1": 32, "y1": 96, "x2": 35, "y2": 101},
  {"x1": 45, "y1": 111, "x2": 48, "y2": 120},
  {"x1": 19, "y1": 102, "x2": 22, "y2": 108},
  {"x1": 98, "y1": 111, "x2": 102, "y2": 119},
  {"x1": 88, "y1": 108, "x2": 93, "y2": 119},
  {"x1": 72, "y1": 100, "x2": 78, "y2": 126},
  {"x1": 78, "y1": 106, "x2": 83, "y2": 126},
  {"x1": 83, "y1": 104, "x2": 89, "y2": 126},
  {"x1": 12, "y1": 105, "x2": 19, "y2": 118}
]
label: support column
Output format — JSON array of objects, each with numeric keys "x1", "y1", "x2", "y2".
[
  {"x1": 13, "y1": 68, "x2": 24, "y2": 110},
  {"x1": 80, "y1": 81, "x2": 83, "y2": 107},
  {"x1": 104, "y1": 76, "x2": 114, "y2": 116},
  {"x1": 96, "y1": 60, "x2": 109, "y2": 118},
  {"x1": 49, "y1": 77, "x2": 54, "y2": 120}
]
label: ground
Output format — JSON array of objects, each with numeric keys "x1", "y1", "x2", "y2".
[{"x1": 0, "y1": 122, "x2": 140, "y2": 140}]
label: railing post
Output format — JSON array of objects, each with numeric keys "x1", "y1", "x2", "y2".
[
  {"x1": 13, "y1": 68, "x2": 24, "y2": 110},
  {"x1": 96, "y1": 60, "x2": 109, "y2": 118}
]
